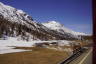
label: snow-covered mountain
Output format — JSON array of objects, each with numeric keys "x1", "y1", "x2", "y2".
[
  {"x1": 0, "y1": 2, "x2": 86, "y2": 41},
  {"x1": 0, "y1": 2, "x2": 73, "y2": 41},
  {"x1": 0, "y1": 2, "x2": 37, "y2": 29},
  {"x1": 42, "y1": 21, "x2": 87, "y2": 39}
]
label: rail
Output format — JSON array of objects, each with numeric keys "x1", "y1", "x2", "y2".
[{"x1": 58, "y1": 48, "x2": 86, "y2": 64}]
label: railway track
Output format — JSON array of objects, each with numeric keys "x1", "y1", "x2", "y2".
[{"x1": 58, "y1": 48, "x2": 86, "y2": 64}]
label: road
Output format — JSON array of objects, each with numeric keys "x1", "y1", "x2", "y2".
[{"x1": 69, "y1": 48, "x2": 92, "y2": 64}]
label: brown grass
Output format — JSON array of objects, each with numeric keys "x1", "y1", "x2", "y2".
[{"x1": 0, "y1": 47, "x2": 69, "y2": 64}]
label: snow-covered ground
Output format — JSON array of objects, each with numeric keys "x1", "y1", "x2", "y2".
[
  {"x1": 0, "y1": 37, "x2": 72, "y2": 54},
  {"x1": 0, "y1": 47, "x2": 31, "y2": 54}
]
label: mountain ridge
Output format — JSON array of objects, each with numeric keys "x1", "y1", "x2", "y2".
[
  {"x1": 0, "y1": 2, "x2": 73, "y2": 41},
  {"x1": 42, "y1": 21, "x2": 88, "y2": 40},
  {"x1": 0, "y1": 2, "x2": 87, "y2": 41}
]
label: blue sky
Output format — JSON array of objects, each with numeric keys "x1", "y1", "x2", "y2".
[{"x1": 0, "y1": 0, "x2": 92, "y2": 34}]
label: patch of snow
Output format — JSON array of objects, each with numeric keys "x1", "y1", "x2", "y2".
[
  {"x1": 0, "y1": 49, "x2": 31, "y2": 54},
  {"x1": 57, "y1": 40, "x2": 72, "y2": 46},
  {"x1": 0, "y1": 36, "x2": 73, "y2": 54},
  {"x1": 17, "y1": 9, "x2": 25, "y2": 14}
]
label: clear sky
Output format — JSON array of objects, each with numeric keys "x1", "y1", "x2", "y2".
[{"x1": 0, "y1": 0, "x2": 92, "y2": 34}]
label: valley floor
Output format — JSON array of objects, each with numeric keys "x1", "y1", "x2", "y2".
[
  {"x1": 0, "y1": 37, "x2": 88, "y2": 64},
  {"x1": 0, "y1": 37, "x2": 73, "y2": 64},
  {"x1": 0, "y1": 47, "x2": 69, "y2": 64},
  {"x1": 0, "y1": 37, "x2": 71, "y2": 54}
]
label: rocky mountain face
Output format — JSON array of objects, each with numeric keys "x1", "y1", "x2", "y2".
[{"x1": 0, "y1": 2, "x2": 86, "y2": 41}]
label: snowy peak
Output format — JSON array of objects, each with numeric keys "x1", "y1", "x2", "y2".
[
  {"x1": 42, "y1": 21, "x2": 87, "y2": 36},
  {"x1": 0, "y1": 2, "x2": 33, "y2": 24},
  {"x1": 42, "y1": 21, "x2": 73, "y2": 33},
  {"x1": 47, "y1": 21, "x2": 61, "y2": 26},
  {"x1": 45, "y1": 21, "x2": 63, "y2": 26},
  {"x1": 0, "y1": 2, "x2": 39, "y2": 30},
  {"x1": 42, "y1": 21, "x2": 63, "y2": 30}
]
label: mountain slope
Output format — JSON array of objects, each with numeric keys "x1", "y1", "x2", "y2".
[
  {"x1": 0, "y1": 2, "x2": 71, "y2": 41},
  {"x1": 42, "y1": 21, "x2": 87, "y2": 39},
  {"x1": 0, "y1": 2, "x2": 85, "y2": 41}
]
